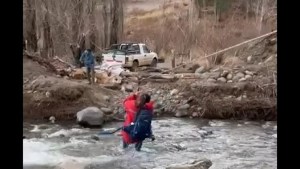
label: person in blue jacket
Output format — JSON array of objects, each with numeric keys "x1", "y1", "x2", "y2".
[{"x1": 80, "y1": 49, "x2": 95, "y2": 84}]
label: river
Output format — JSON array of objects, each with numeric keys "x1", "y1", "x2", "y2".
[{"x1": 23, "y1": 118, "x2": 277, "y2": 169}]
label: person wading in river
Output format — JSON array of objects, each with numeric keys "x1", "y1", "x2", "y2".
[
  {"x1": 121, "y1": 92, "x2": 155, "y2": 151},
  {"x1": 80, "y1": 49, "x2": 95, "y2": 84}
]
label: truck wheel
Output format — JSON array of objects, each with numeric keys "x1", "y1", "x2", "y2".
[
  {"x1": 151, "y1": 58, "x2": 157, "y2": 67},
  {"x1": 131, "y1": 60, "x2": 139, "y2": 72}
]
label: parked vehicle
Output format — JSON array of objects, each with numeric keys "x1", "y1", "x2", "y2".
[{"x1": 102, "y1": 43, "x2": 158, "y2": 71}]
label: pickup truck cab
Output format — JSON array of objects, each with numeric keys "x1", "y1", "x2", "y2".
[{"x1": 102, "y1": 43, "x2": 158, "y2": 71}]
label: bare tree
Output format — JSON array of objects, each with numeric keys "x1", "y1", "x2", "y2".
[
  {"x1": 102, "y1": 0, "x2": 110, "y2": 48},
  {"x1": 23, "y1": 0, "x2": 38, "y2": 52},
  {"x1": 39, "y1": 0, "x2": 54, "y2": 58},
  {"x1": 69, "y1": 0, "x2": 86, "y2": 66},
  {"x1": 110, "y1": 0, "x2": 124, "y2": 45},
  {"x1": 88, "y1": 0, "x2": 97, "y2": 51}
]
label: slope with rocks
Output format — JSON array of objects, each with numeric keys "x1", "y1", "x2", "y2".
[
  {"x1": 140, "y1": 33, "x2": 277, "y2": 120},
  {"x1": 23, "y1": 33, "x2": 276, "y2": 122}
]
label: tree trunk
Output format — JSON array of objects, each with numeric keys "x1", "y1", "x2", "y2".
[
  {"x1": 41, "y1": 0, "x2": 54, "y2": 58},
  {"x1": 189, "y1": 0, "x2": 194, "y2": 35},
  {"x1": 70, "y1": 33, "x2": 85, "y2": 67},
  {"x1": 118, "y1": 0, "x2": 124, "y2": 42},
  {"x1": 24, "y1": 0, "x2": 38, "y2": 52},
  {"x1": 246, "y1": 0, "x2": 249, "y2": 21},
  {"x1": 102, "y1": 0, "x2": 110, "y2": 48},
  {"x1": 160, "y1": 0, "x2": 167, "y2": 51},
  {"x1": 214, "y1": 0, "x2": 218, "y2": 22},
  {"x1": 70, "y1": 0, "x2": 85, "y2": 67},
  {"x1": 259, "y1": 0, "x2": 268, "y2": 34},
  {"x1": 71, "y1": 0, "x2": 84, "y2": 43},
  {"x1": 110, "y1": 0, "x2": 123, "y2": 45},
  {"x1": 88, "y1": 0, "x2": 96, "y2": 51},
  {"x1": 255, "y1": 0, "x2": 261, "y2": 24}
]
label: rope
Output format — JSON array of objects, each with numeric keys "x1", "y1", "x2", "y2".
[{"x1": 204, "y1": 30, "x2": 277, "y2": 58}]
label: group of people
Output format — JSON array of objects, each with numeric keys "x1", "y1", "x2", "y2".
[{"x1": 80, "y1": 49, "x2": 155, "y2": 151}]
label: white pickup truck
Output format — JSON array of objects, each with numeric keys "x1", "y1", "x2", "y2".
[{"x1": 102, "y1": 43, "x2": 158, "y2": 71}]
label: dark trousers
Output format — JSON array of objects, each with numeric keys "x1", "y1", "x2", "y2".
[
  {"x1": 123, "y1": 139, "x2": 143, "y2": 151},
  {"x1": 86, "y1": 66, "x2": 95, "y2": 84}
]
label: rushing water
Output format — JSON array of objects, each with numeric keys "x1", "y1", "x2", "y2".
[{"x1": 23, "y1": 118, "x2": 277, "y2": 169}]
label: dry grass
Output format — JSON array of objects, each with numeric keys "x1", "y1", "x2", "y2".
[
  {"x1": 124, "y1": 3, "x2": 276, "y2": 68},
  {"x1": 127, "y1": 7, "x2": 174, "y2": 21}
]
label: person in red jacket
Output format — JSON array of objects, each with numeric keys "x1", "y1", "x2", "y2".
[{"x1": 121, "y1": 92, "x2": 155, "y2": 151}]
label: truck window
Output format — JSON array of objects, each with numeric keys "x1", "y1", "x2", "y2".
[
  {"x1": 142, "y1": 45, "x2": 150, "y2": 53},
  {"x1": 121, "y1": 45, "x2": 128, "y2": 50},
  {"x1": 126, "y1": 45, "x2": 135, "y2": 54},
  {"x1": 133, "y1": 45, "x2": 141, "y2": 54}
]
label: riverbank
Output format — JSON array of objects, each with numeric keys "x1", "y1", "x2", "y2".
[
  {"x1": 23, "y1": 34, "x2": 276, "y2": 122},
  {"x1": 23, "y1": 67, "x2": 276, "y2": 121}
]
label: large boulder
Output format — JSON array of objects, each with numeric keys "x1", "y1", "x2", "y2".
[
  {"x1": 170, "y1": 89, "x2": 179, "y2": 96},
  {"x1": 70, "y1": 69, "x2": 85, "y2": 79},
  {"x1": 166, "y1": 159, "x2": 212, "y2": 169},
  {"x1": 220, "y1": 70, "x2": 229, "y2": 77},
  {"x1": 195, "y1": 66, "x2": 206, "y2": 74},
  {"x1": 207, "y1": 78, "x2": 216, "y2": 83},
  {"x1": 100, "y1": 107, "x2": 113, "y2": 115},
  {"x1": 232, "y1": 72, "x2": 245, "y2": 82},
  {"x1": 178, "y1": 104, "x2": 190, "y2": 110},
  {"x1": 76, "y1": 107, "x2": 104, "y2": 127},
  {"x1": 208, "y1": 72, "x2": 221, "y2": 79},
  {"x1": 95, "y1": 71, "x2": 109, "y2": 84},
  {"x1": 175, "y1": 111, "x2": 188, "y2": 117},
  {"x1": 175, "y1": 104, "x2": 190, "y2": 117},
  {"x1": 95, "y1": 71, "x2": 122, "y2": 84},
  {"x1": 217, "y1": 77, "x2": 227, "y2": 83},
  {"x1": 226, "y1": 73, "x2": 233, "y2": 80},
  {"x1": 124, "y1": 84, "x2": 134, "y2": 92}
]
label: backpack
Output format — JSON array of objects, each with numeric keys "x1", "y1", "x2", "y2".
[{"x1": 123, "y1": 108, "x2": 153, "y2": 141}]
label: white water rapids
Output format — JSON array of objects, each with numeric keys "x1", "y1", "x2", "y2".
[{"x1": 23, "y1": 118, "x2": 277, "y2": 169}]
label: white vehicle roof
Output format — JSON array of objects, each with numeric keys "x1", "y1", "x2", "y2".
[{"x1": 120, "y1": 43, "x2": 145, "y2": 46}]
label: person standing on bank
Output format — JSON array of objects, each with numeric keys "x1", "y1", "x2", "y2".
[{"x1": 80, "y1": 49, "x2": 95, "y2": 84}]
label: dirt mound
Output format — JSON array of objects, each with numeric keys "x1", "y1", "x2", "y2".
[
  {"x1": 185, "y1": 82, "x2": 276, "y2": 120},
  {"x1": 143, "y1": 78, "x2": 276, "y2": 120},
  {"x1": 23, "y1": 56, "x2": 124, "y2": 121},
  {"x1": 23, "y1": 57, "x2": 54, "y2": 80},
  {"x1": 203, "y1": 97, "x2": 276, "y2": 120},
  {"x1": 23, "y1": 76, "x2": 123, "y2": 120}
]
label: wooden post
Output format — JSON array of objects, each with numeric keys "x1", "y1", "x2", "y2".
[
  {"x1": 171, "y1": 49, "x2": 175, "y2": 68},
  {"x1": 181, "y1": 54, "x2": 183, "y2": 64},
  {"x1": 189, "y1": 50, "x2": 192, "y2": 62},
  {"x1": 172, "y1": 54, "x2": 176, "y2": 68}
]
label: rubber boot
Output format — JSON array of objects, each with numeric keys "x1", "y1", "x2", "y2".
[
  {"x1": 123, "y1": 140, "x2": 128, "y2": 149},
  {"x1": 91, "y1": 69, "x2": 95, "y2": 84},
  {"x1": 87, "y1": 67, "x2": 91, "y2": 84},
  {"x1": 135, "y1": 141, "x2": 143, "y2": 151}
]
